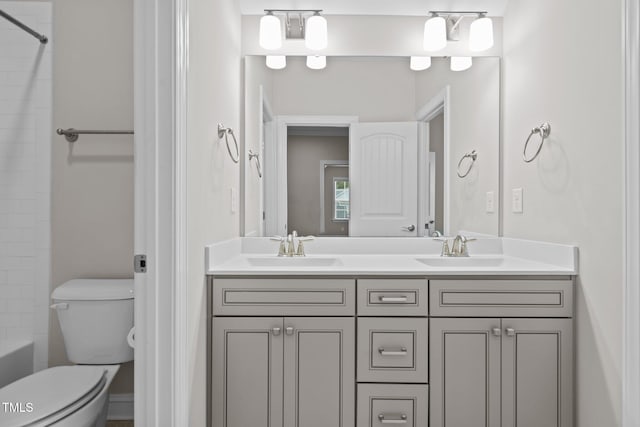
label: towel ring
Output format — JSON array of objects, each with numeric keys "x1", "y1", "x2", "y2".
[
  {"x1": 523, "y1": 123, "x2": 551, "y2": 163},
  {"x1": 218, "y1": 124, "x2": 239, "y2": 163},
  {"x1": 457, "y1": 150, "x2": 478, "y2": 178},
  {"x1": 248, "y1": 149, "x2": 263, "y2": 178}
]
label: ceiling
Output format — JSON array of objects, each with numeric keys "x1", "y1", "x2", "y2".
[{"x1": 238, "y1": 0, "x2": 510, "y2": 17}]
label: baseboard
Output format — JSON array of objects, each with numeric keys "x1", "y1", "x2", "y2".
[{"x1": 108, "y1": 393, "x2": 134, "y2": 420}]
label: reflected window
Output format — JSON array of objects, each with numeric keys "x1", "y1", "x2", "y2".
[{"x1": 333, "y1": 178, "x2": 350, "y2": 221}]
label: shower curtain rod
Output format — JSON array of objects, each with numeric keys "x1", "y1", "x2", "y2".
[{"x1": 0, "y1": 9, "x2": 48, "y2": 44}]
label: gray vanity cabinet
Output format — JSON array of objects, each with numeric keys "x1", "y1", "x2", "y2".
[
  {"x1": 430, "y1": 317, "x2": 573, "y2": 427},
  {"x1": 212, "y1": 315, "x2": 355, "y2": 427}
]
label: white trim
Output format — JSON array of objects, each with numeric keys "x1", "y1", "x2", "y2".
[
  {"x1": 107, "y1": 393, "x2": 134, "y2": 421},
  {"x1": 269, "y1": 116, "x2": 359, "y2": 235},
  {"x1": 623, "y1": 0, "x2": 640, "y2": 426},
  {"x1": 416, "y1": 86, "x2": 451, "y2": 236},
  {"x1": 133, "y1": 0, "x2": 188, "y2": 425}
]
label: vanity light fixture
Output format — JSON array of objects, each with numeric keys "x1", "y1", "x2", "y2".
[
  {"x1": 469, "y1": 13, "x2": 494, "y2": 51},
  {"x1": 266, "y1": 55, "x2": 287, "y2": 70},
  {"x1": 259, "y1": 11, "x2": 282, "y2": 50},
  {"x1": 410, "y1": 56, "x2": 432, "y2": 71},
  {"x1": 306, "y1": 55, "x2": 326, "y2": 70},
  {"x1": 423, "y1": 14, "x2": 447, "y2": 52},
  {"x1": 260, "y1": 10, "x2": 326, "y2": 51},
  {"x1": 450, "y1": 56, "x2": 472, "y2": 71},
  {"x1": 305, "y1": 12, "x2": 328, "y2": 50}
]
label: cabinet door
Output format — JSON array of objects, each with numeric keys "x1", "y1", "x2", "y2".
[
  {"x1": 212, "y1": 317, "x2": 284, "y2": 427},
  {"x1": 430, "y1": 318, "x2": 501, "y2": 427},
  {"x1": 501, "y1": 318, "x2": 573, "y2": 427},
  {"x1": 283, "y1": 317, "x2": 355, "y2": 427}
]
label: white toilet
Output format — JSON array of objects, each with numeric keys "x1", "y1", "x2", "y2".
[{"x1": 0, "y1": 279, "x2": 134, "y2": 427}]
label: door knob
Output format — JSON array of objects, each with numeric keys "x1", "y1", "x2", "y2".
[{"x1": 401, "y1": 225, "x2": 416, "y2": 232}]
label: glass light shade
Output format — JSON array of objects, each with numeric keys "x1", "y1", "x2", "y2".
[
  {"x1": 469, "y1": 16, "x2": 494, "y2": 52},
  {"x1": 259, "y1": 14, "x2": 282, "y2": 50},
  {"x1": 451, "y1": 56, "x2": 473, "y2": 71},
  {"x1": 266, "y1": 55, "x2": 286, "y2": 70},
  {"x1": 305, "y1": 14, "x2": 328, "y2": 50},
  {"x1": 306, "y1": 55, "x2": 326, "y2": 70},
  {"x1": 410, "y1": 56, "x2": 432, "y2": 71},
  {"x1": 423, "y1": 16, "x2": 447, "y2": 52}
]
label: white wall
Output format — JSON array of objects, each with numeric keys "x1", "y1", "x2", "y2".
[
  {"x1": 502, "y1": 0, "x2": 623, "y2": 425},
  {"x1": 0, "y1": 0, "x2": 51, "y2": 371},
  {"x1": 49, "y1": 0, "x2": 134, "y2": 394},
  {"x1": 187, "y1": 0, "x2": 242, "y2": 424}
]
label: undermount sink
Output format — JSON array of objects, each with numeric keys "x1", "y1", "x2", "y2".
[
  {"x1": 245, "y1": 257, "x2": 343, "y2": 267},
  {"x1": 415, "y1": 257, "x2": 506, "y2": 268}
]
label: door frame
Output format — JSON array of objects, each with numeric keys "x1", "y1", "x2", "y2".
[
  {"x1": 416, "y1": 86, "x2": 451, "y2": 236},
  {"x1": 623, "y1": 0, "x2": 640, "y2": 425},
  {"x1": 133, "y1": 0, "x2": 189, "y2": 425},
  {"x1": 267, "y1": 115, "x2": 359, "y2": 236}
]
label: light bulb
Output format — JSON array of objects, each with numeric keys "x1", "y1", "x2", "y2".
[
  {"x1": 451, "y1": 56, "x2": 472, "y2": 71},
  {"x1": 469, "y1": 16, "x2": 494, "y2": 52},
  {"x1": 266, "y1": 55, "x2": 286, "y2": 70},
  {"x1": 410, "y1": 56, "x2": 432, "y2": 71},
  {"x1": 305, "y1": 13, "x2": 328, "y2": 50},
  {"x1": 306, "y1": 55, "x2": 326, "y2": 70},
  {"x1": 423, "y1": 16, "x2": 447, "y2": 52},
  {"x1": 259, "y1": 13, "x2": 282, "y2": 50}
]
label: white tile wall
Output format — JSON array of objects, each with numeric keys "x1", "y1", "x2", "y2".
[{"x1": 0, "y1": 1, "x2": 52, "y2": 371}]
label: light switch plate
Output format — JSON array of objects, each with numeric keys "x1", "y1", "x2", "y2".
[
  {"x1": 512, "y1": 188, "x2": 523, "y2": 213},
  {"x1": 231, "y1": 187, "x2": 238, "y2": 213},
  {"x1": 486, "y1": 191, "x2": 495, "y2": 213}
]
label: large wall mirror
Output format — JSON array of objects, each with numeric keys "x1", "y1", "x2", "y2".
[{"x1": 243, "y1": 56, "x2": 500, "y2": 237}]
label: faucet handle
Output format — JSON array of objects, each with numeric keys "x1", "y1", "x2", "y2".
[
  {"x1": 299, "y1": 235, "x2": 315, "y2": 242},
  {"x1": 270, "y1": 235, "x2": 287, "y2": 256}
]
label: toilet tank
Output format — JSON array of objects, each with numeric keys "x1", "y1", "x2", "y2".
[{"x1": 52, "y1": 279, "x2": 134, "y2": 364}]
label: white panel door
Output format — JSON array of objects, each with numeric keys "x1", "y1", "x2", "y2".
[{"x1": 350, "y1": 122, "x2": 418, "y2": 236}]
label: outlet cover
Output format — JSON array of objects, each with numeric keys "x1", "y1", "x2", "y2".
[
  {"x1": 486, "y1": 191, "x2": 495, "y2": 213},
  {"x1": 512, "y1": 188, "x2": 523, "y2": 213}
]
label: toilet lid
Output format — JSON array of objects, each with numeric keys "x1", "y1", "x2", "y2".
[{"x1": 0, "y1": 366, "x2": 106, "y2": 427}]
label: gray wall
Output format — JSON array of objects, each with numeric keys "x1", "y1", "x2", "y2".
[
  {"x1": 50, "y1": 0, "x2": 134, "y2": 394},
  {"x1": 503, "y1": 0, "x2": 623, "y2": 425},
  {"x1": 287, "y1": 135, "x2": 349, "y2": 236}
]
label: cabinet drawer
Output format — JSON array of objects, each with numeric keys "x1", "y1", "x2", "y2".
[
  {"x1": 357, "y1": 279, "x2": 428, "y2": 316},
  {"x1": 357, "y1": 384, "x2": 428, "y2": 427},
  {"x1": 212, "y1": 278, "x2": 355, "y2": 316},
  {"x1": 357, "y1": 318, "x2": 428, "y2": 383},
  {"x1": 430, "y1": 279, "x2": 573, "y2": 317}
]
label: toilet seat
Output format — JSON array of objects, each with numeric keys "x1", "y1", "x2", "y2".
[{"x1": 0, "y1": 366, "x2": 107, "y2": 427}]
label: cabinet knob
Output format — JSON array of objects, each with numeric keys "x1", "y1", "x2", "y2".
[
  {"x1": 505, "y1": 327, "x2": 515, "y2": 337},
  {"x1": 492, "y1": 327, "x2": 501, "y2": 337},
  {"x1": 378, "y1": 414, "x2": 408, "y2": 424},
  {"x1": 285, "y1": 326, "x2": 294, "y2": 335},
  {"x1": 271, "y1": 327, "x2": 281, "y2": 336}
]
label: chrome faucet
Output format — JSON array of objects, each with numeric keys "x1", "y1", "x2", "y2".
[{"x1": 437, "y1": 234, "x2": 477, "y2": 257}]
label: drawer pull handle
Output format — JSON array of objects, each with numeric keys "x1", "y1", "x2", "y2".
[
  {"x1": 505, "y1": 327, "x2": 515, "y2": 337},
  {"x1": 271, "y1": 327, "x2": 281, "y2": 336},
  {"x1": 378, "y1": 347, "x2": 408, "y2": 356},
  {"x1": 492, "y1": 327, "x2": 501, "y2": 337},
  {"x1": 285, "y1": 326, "x2": 295, "y2": 335},
  {"x1": 379, "y1": 295, "x2": 408, "y2": 303},
  {"x1": 378, "y1": 414, "x2": 407, "y2": 424}
]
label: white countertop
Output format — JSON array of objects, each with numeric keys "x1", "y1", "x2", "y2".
[{"x1": 206, "y1": 237, "x2": 578, "y2": 276}]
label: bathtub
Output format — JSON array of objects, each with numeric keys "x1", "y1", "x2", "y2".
[{"x1": 0, "y1": 340, "x2": 34, "y2": 388}]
